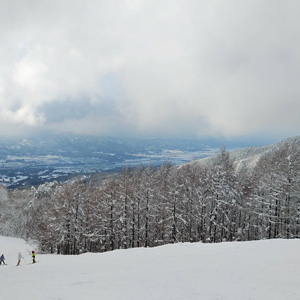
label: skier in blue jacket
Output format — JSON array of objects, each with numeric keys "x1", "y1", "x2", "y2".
[{"x1": 0, "y1": 254, "x2": 5, "y2": 265}]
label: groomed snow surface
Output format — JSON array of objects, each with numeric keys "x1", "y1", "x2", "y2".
[{"x1": 0, "y1": 236, "x2": 299, "y2": 300}]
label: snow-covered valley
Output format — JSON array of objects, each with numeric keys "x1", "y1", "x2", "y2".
[
  {"x1": 0, "y1": 135, "x2": 225, "y2": 188},
  {"x1": 0, "y1": 236, "x2": 299, "y2": 300},
  {"x1": 0, "y1": 134, "x2": 271, "y2": 189}
]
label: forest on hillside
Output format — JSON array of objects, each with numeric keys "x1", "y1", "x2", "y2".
[{"x1": 0, "y1": 139, "x2": 299, "y2": 254}]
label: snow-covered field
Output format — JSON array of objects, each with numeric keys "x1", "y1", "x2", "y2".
[{"x1": 0, "y1": 236, "x2": 299, "y2": 300}]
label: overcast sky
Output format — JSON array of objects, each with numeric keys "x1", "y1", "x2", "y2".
[{"x1": 0, "y1": 0, "x2": 299, "y2": 139}]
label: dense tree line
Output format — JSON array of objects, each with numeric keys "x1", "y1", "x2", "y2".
[{"x1": 1, "y1": 140, "x2": 299, "y2": 254}]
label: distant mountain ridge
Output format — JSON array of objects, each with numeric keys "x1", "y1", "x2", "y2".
[
  {"x1": 0, "y1": 134, "x2": 296, "y2": 188},
  {"x1": 188, "y1": 136, "x2": 300, "y2": 173}
]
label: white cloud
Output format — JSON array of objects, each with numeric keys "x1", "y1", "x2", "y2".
[
  {"x1": 1, "y1": 106, "x2": 44, "y2": 126},
  {"x1": 0, "y1": 0, "x2": 299, "y2": 138}
]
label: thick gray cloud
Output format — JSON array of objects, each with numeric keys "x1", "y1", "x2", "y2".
[{"x1": 0, "y1": 0, "x2": 299, "y2": 138}]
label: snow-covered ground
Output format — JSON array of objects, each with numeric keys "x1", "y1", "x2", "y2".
[{"x1": 0, "y1": 236, "x2": 299, "y2": 300}]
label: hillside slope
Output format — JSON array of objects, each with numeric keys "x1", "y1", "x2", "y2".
[
  {"x1": 0, "y1": 236, "x2": 299, "y2": 300},
  {"x1": 189, "y1": 136, "x2": 300, "y2": 172}
]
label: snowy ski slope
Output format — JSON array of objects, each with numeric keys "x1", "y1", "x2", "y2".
[{"x1": 0, "y1": 236, "x2": 299, "y2": 300}]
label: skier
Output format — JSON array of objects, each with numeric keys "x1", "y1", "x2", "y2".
[
  {"x1": 0, "y1": 254, "x2": 5, "y2": 265},
  {"x1": 16, "y1": 252, "x2": 24, "y2": 266},
  {"x1": 32, "y1": 250, "x2": 36, "y2": 263}
]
